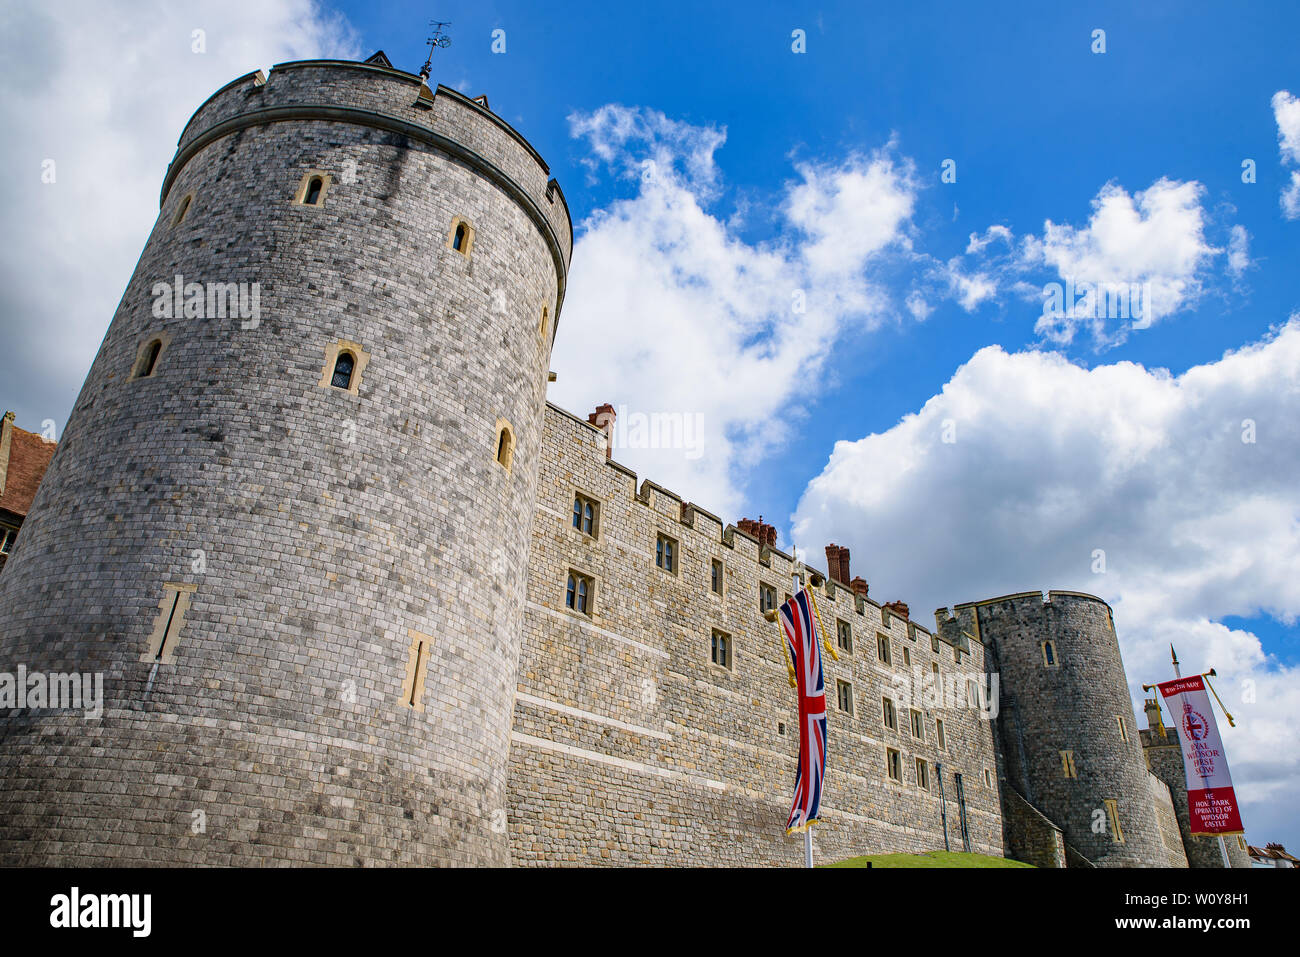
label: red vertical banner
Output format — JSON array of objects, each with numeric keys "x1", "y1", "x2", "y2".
[{"x1": 1156, "y1": 675, "x2": 1244, "y2": 835}]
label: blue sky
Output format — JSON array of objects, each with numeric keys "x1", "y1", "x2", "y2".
[
  {"x1": 3, "y1": 0, "x2": 1297, "y2": 850},
  {"x1": 332, "y1": 1, "x2": 1300, "y2": 526}
]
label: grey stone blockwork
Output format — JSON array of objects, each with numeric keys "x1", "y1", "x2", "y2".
[
  {"x1": 947, "y1": 593, "x2": 1171, "y2": 866},
  {"x1": 0, "y1": 61, "x2": 568, "y2": 865},
  {"x1": 0, "y1": 57, "x2": 1204, "y2": 869},
  {"x1": 510, "y1": 405, "x2": 1003, "y2": 865}
]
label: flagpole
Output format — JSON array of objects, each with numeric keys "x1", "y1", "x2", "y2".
[{"x1": 1169, "y1": 645, "x2": 1232, "y2": 869}]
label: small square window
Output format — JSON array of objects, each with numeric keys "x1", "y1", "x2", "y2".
[
  {"x1": 565, "y1": 570, "x2": 594, "y2": 617},
  {"x1": 572, "y1": 493, "x2": 599, "y2": 538},
  {"x1": 836, "y1": 680, "x2": 853, "y2": 715},
  {"x1": 710, "y1": 559, "x2": 723, "y2": 596},
  {"x1": 655, "y1": 533, "x2": 678, "y2": 574},
  {"x1": 711, "y1": 629, "x2": 732, "y2": 669},
  {"x1": 882, "y1": 697, "x2": 897, "y2": 731},
  {"x1": 915, "y1": 757, "x2": 930, "y2": 791},
  {"x1": 886, "y1": 748, "x2": 902, "y2": 782},
  {"x1": 836, "y1": 619, "x2": 852, "y2": 653},
  {"x1": 759, "y1": 583, "x2": 777, "y2": 614}
]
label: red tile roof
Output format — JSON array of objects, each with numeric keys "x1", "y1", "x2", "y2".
[
  {"x1": 0, "y1": 417, "x2": 57, "y2": 519},
  {"x1": 1247, "y1": 843, "x2": 1299, "y2": 863}
]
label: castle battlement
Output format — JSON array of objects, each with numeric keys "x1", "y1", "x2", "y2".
[
  {"x1": 0, "y1": 54, "x2": 1229, "y2": 870},
  {"x1": 548, "y1": 400, "x2": 942, "y2": 642}
]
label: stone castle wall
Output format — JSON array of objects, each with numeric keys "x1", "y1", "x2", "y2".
[
  {"x1": 947, "y1": 593, "x2": 1170, "y2": 866},
  {"x1": 1148, "y1": 771, "x2": 1190, "y2": 867},
  {"x1": 0, "y1": 61, "x2": 567, "y2": 865},
  {"x1": 0, "y1": 56, "x2": 1217, "y2": 870},
  {"x1": 506, "y1": 405, "x2": 1004, "y2": 865}
]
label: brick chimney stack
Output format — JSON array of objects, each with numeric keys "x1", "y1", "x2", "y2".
[
  {"x1": 587, "y1": 403, "x2": 615, "y2": 459},
  {"x1": 850, "y1": 576, "x2": 869, "y2": 597},
  {"x1": 883, "y1": 600, "x2": 910, "y2": 620},
  {"x1": 824, "y1": 544, "x2": 852, "y2": 585},
  {"x1": 739, "y1": 517, "x2": 776, "y2": 547}
]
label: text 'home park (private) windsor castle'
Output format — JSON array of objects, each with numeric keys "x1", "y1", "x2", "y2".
[{"x1": 0, "y1": 52, "x2": 1253, "y2": 868}]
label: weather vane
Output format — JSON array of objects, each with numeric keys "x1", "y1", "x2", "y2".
[{"x1": 419, "y1": 20, "x2": 452, "y2": 82}]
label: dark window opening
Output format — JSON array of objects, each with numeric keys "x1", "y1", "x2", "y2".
[
  {"x1": 139, "y1": 340, "x2": 162, "y2": 378},
  {"x1": 304, "y1": 176, "x2": 324, "y2": 206},
  {"x1": 331, "y1": 351, "x2": 355, "y2": 389}
]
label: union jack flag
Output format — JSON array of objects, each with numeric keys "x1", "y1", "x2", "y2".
[{"x1": 778, "y1": 588, "x2": 831, "y2": 834}]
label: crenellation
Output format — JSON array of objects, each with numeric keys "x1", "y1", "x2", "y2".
[{"x1": 0, "y1": 53, "x2": 1225, "y2": 869}]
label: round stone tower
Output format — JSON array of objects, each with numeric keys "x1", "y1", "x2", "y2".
[
  {"x1": 0, "y1": 55, "x2": 570, "y2": 865},
  {"x1": 955, "y1": 591, "x2": 1169, "y2": 867}
]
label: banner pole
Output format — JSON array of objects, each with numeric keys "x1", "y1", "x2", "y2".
[{"x1": 1171, "y1": 646, "x2": 1231, "y2": 868}]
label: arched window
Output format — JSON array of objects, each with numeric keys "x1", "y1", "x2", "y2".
[
  {"x1": 295, "y1": 171, "x2": 331, "y2": 207},
  {"x1": 331, "y1": 351, "x2": 355, "y2": 389},
  {"x1": 495, "y1": 420, "x2": 514, "y2": 470},
  {"x1": 565, "y1": 571, "x2": 592, "y2": 615},
  {"x1": 137, "y1": 339, "x2": 163, "y2": 378},
  {"x1": 172, "y1": 194, "x2": 192, "y2": 226},
  {"x1": 1041, "y1": 640, "x2": 1057, "y2": 667},
  {"x1": 448, "y1": 218, "x2": 474, "y2": 256}
]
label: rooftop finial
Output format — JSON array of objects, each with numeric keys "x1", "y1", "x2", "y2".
[{"x1": 419, "y1": 19, "x2": 453, "y2": 82}]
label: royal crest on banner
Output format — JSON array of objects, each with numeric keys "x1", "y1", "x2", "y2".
[{"x1": 1156, "y1": 674, "x2": 1245, "y2": 836}]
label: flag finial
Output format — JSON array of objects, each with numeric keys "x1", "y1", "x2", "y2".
[{"x1": 1170, "y1": 643, "x2": 1179, "y2": 667}]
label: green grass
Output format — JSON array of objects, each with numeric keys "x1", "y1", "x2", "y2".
[{"x1": 822, "y1": 850, "x2": 1034, "y2": 868}]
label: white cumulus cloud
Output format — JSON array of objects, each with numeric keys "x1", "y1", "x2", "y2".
[
  {"x1": 550, "y1": 106, "x2": 919, "y2": 517},
  {"x1": 1273, "y1": 90, "x2": 1300, "y2": 220},
  {"x1": 0, "y1": 0, "x2": 359, "y2": 431},
  {"x1": 792, "y1": 319, "x2": 1300, "y2": 846}
]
